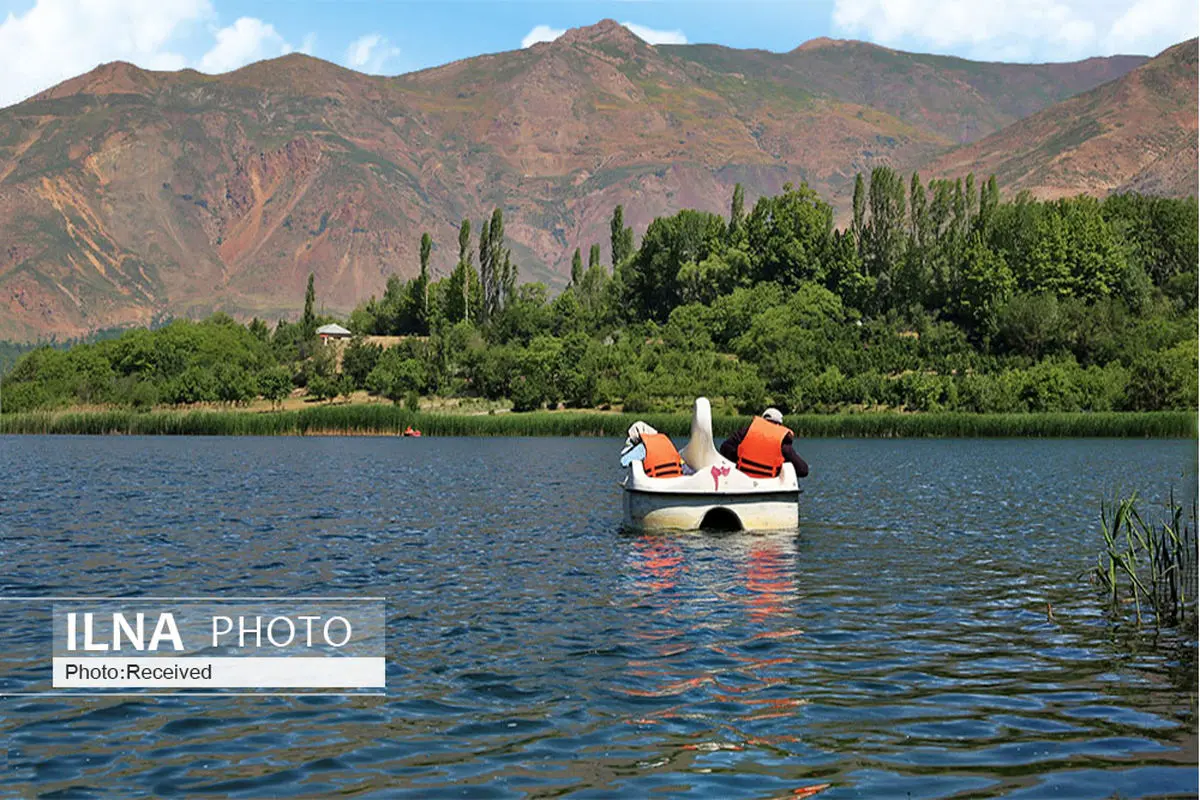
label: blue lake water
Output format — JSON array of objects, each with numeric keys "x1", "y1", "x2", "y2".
[{"x1": 0, "y1": 435, "x2": 1196, "y2": 798}]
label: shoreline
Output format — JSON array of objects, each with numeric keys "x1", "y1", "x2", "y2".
[{"x1": 0, "y1": 408, "x2": 1194, "y2": 438}]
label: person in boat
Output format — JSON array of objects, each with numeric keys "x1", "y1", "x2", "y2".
[
  {"x1": 623, "y1": 422, "x2": 694, "y2": 477},
  {"x1": 719, "y1": 408, "x2": 809, "y2": 479}
]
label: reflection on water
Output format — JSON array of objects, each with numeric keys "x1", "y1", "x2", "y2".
[{"x1": 0, "y1": 435, "x2": 1195, "y2": 798}]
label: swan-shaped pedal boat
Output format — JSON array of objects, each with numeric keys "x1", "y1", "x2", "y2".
[{"x1": 620, "y1": 397, "x2": 800, "y2": 531}]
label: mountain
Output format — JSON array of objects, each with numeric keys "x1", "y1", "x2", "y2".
[
  {"x1": 922, "y1": 39, "x2": 1198, "y2": 199},
  {"x1": 0, "y1": 20, "x2": 1162, "y2": 340}
]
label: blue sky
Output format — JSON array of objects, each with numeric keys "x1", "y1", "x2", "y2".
[
  {"x1": 225, "y1": 1, "x2": 837, "y2": 74},
  {"x1": 0, "y1": 0, "x2": 1196, "y2": 108}
]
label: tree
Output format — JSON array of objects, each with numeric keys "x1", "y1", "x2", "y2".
[
  {"x1": 419, "y1": 231, "x2": 432, "y2": 328},
  {"x1": 337, "y1": 374, "x2": 356, "y2": 404},
  {"x1": 964, "y1": 172, "x2": 977, "y2": 225},
  {"x1": 909, "y1": 172, "x2": 928, "y2": 246},
  {"x1": 894, "y1": 171, "x2": 932, "y2": 310},
  {"x1": 214, "y1": 363, "x2": 254, "y2": 405},
  {"x1": 863, "y1": 166, "x2": 907, "y2": 280},
  {"x1": 744, "y1": 182, "x2": 833, "y2": 286},
  {"x1": 1126, "y1": 343, "x2": 1198, "y2": 411},
  {"x1": 479, "y1": 208, "x2": 512, "y2": 321},
  {"x1": 978, "y1": 175, "x2": 999, "y2": 234},
  {"x1": 366, "y1": 351, "x2": 427, "y2": 404},
  {"x1": 458, "y1": 219, "x2": 473, "y2": 323},
  {"x1": 589, "y1": 243, "x2": 601, "y2": 269},
  {"x1": 307, "y1": 374, "x2": 337, "y2": 403},
  {"x1": 301, "y1": 273, "x2": 317, "y2": 339},
  {"x1": 996, "y1": 292, "x2": 1064, "y2": 359},
  {"x1": 851, "y1": 173, "x2": 866, "y2": 252},
  {"x1": 342, "y1": 337, "x2": 382, "y2": 387},
  {"x1": 623, "y1": 209, "x2": 726, "y2": 321},
  {"x1": 571, "y1": 248, "x2": 583, "y2": 287},
  {"x1": 611, "y1": 205, "x2": 634, "y2": 266},
  {"x1": 478, "y1": 216, "x2": 492, "y2": 321},
  {"x1": 728, "y1": 183, "x2": 746, "y2": 245},
  {"x1": 259, "y1": 367, "x2": 292, "y2": 409},
  {"x1": 248, "y1": 318, "x2": 270, "y2": 342},
  {"x1": 955, "y1": 234, "x2": 1015, "y2": 335}
]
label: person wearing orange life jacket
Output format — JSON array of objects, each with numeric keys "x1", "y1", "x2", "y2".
[
  {"x1": 622, "y1": 422, "x2": 692, "y2": 478},
  {"x1": 719, "y1": 408, "x2": 809, "y2": 478},
  {"x1": 640, "y1": 432, "x2": 685, "y2": 478}
]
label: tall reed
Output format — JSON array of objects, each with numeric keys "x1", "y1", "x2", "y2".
[
  {"x1": 0, "y1": 408, "x2": 1195, "y2": 438},
  {"x1": 1092, "y1": 490, "x2": 1197, "y2": 629}
]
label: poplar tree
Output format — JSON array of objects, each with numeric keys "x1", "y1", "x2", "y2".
[
  {"x1": 610, "y1": 205, "x2": 634, "y2": 266},
  {"x1": 478, "y1": 217, "x2": 492, "y2": 321},
  {"x1": 728, "y1": 183, "x2": 746, "y2": 244},
  {"x1": 865, "y1": 166, "x2": 907, "y2": 278},
  {"x1": 571, "y1": 248, "x2": 583, "y2": 287},
  {"x1": 457, "y1": 219, "x2": 472, "y2": 323},
  {"x1": 852, "y1": 173, "x2": 866, "y2": 254},
  {"x1": 301, "y1": 273, "x2": 317, "y2": 339},
  {"x1": 419, "y1": 232, "x2": 432, "y2": 326}
]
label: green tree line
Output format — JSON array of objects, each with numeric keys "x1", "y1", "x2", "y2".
[{"x1": 2, "y1": 172, "x2": 1196, "y2": 416}]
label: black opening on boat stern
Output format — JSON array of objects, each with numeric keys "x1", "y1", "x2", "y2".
[{"x1": 700, "y1": 507, "x2": 744, "y2": 531}]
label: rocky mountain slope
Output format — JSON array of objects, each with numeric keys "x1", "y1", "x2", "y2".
[
  {"x1": 923, "y1": 38, "x2": 1197, "y2": 199},
  {"x1": 0, "y1": 19, "x2": 1177, "y2": 340}
]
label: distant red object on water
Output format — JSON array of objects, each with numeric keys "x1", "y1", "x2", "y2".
[{"x1": 403, "y1": 426, "x2": 422, "y2": 437}]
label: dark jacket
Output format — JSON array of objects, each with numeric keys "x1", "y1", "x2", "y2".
[{"x1": 720, "y1": 424, "x2": 809, "y2": 478}]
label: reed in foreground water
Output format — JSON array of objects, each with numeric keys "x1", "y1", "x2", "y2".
[
  {"x1": 0, "y1": 407, "x2": 1194, "y2": 438},
  {"x1": 1092, "y1": 491, "x2": 1198, "y2": 629}
]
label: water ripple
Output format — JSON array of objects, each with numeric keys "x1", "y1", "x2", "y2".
[{"x1": 0, "y1": 435, "x2": 1195, "y2": 798}]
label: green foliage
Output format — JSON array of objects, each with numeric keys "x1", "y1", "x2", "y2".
[
  {"x1": 1125, "y1": 341, "x2": 1199, "y2": 411},
  {"x1": 258, "y1": 367, "x2": 293, "y2": 409},
  {"x1": 338, "y1": 374, "x2": 356, "y2": 403},
  {"x1": 301, "y1": 273, "x2": 317, "y2": 339},
  {"x1": 570, "y1": 248, "x2": 583, "y2": 287},
  {"x1": 341, "y1": 337, "x2": 382, "y2": 388},
  {"x1": 366, "y1": 348, "x2": 427, "y2": 405},
  {"x1": 307, "y1": 374, "x2": 337, "y2": 403},
  {"x1": 621, "y1": 209, "x2": 726, "y2": 321},
  {"x1": 955, "y1": 234, "x2": 1014, "y2": 334},
  {"x1": 610, "y1": 204, "x2": 634, "y2": 267},
  {"x1": 2, "y1": 180, "x2": 1194, "y2": 422},
  {"x1": 744, "y1": 182, "x2": 834, "y2": 287}
]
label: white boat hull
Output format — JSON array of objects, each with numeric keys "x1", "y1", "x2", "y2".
[{"x1": 622, "y1": 488, "x2": 799, "y2": 531}]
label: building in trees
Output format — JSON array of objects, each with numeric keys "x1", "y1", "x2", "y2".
[{"x1": 316, "y1": 323, "x2": 352, "y2": 343}]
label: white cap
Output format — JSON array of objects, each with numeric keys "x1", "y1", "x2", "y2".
[{"x1": 762, "y1": 408, "x2": 783, "y2": 424}]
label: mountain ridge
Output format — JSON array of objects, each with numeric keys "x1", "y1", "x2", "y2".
[{"x1": 0, "y1": 20, "x2": 1189, "y2": 341}]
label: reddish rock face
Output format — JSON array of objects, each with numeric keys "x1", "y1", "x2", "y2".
[
  {"x1": 921, "y1": 39, "x2": 1198, "y2": 200},
  {"x1": 0, "y1": 20, "x2": 1182, "y2": 341}
]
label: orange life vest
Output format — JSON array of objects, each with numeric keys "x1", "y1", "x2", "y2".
[
  {"x1": 641, "y1": 433, "x2": 683, "y2": 478},
  {"x1": 736, "y1": 416, "x2": 792, "y2": 478}
]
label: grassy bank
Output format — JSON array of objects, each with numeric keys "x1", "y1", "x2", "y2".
[{"x1": 0, "y1": 407, "x2": 1194, "y2": 438}]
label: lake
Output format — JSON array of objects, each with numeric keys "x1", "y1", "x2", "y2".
[{"x1": 0, "y1": 435, "x2": 1196, "y2": 798}]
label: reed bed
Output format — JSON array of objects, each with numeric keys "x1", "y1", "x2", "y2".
[
  {"x1": 1091, "y1": 491, "x2": 1198, "y2": 629},
  {"x1": 0, "y1": 407, "x2": 1194, "y2": 438}
]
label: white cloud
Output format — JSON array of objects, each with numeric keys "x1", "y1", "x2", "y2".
[
  {"x1": 198, "y1": 17, "x2": 290, "y2": 73},
  {"x1": 522, "y1": 24, "x2": 565, "y2": 48},
  {"x1": 1105, "y1": 0, "x2": 1197, "y2": 53},
  {"x1": 0, "y1": 0, "x2": 319, "y2": 108},
  {"x1": 830, "y1": 0, "x2": 1197, "y2": 61},
  {"x1": 521, "y1": 21, "x2": 688, "y2": 49},
  {"x1": 344, "y1": 32, "x2": 400, "y2": 74},
  {"x1": 620, "y1": 22, "x2": 687, "y2": 45},
  {"x1": 0, "y1": 0, "x2": 211, "y2": 108}
]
